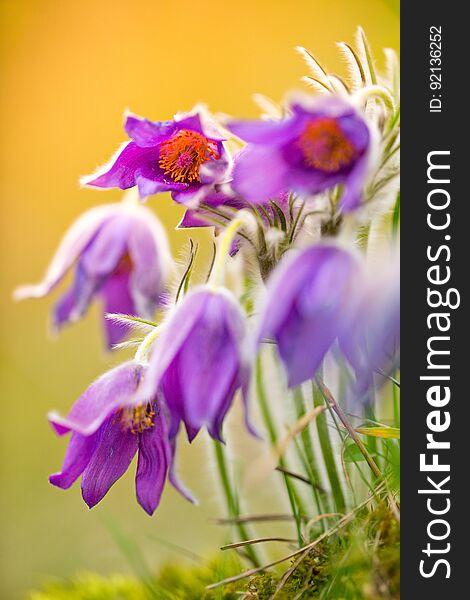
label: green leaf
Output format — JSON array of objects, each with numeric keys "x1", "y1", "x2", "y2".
[
  {"x1": 355, "y1": 427, "x2": 400, "y2": 439},
  {"x1": 343, "y1": 443, "x2": 375, "y2": 463},
  {"x1": 269, "y1": 200, "x2": 287, "y2": 232}
]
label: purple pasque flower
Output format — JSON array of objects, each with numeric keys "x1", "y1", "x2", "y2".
[
  {"x1": 138, "y1": 287, "x2": 255, "y2": 443},
  {"x1": 229, "y1": 95, "x2": 375, "y2": 212},
  {"x1": 83, "y1": 109, "x2": 230, "y2": 201},
  {"x1": 259, "y1": 244, "x2": 363, "y2": 387},
  {"x1": 14, "y1": 197, "x2": 171, "y2": 348},
  {"x1": 49, "y1": 360, "x2": 193, "y2": 515}
]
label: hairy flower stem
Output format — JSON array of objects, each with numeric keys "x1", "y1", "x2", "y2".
[
  {"x1": 292, "y1": 388, "x2": 329, "y2": 520},
  {"x1": 209, "y1": 217, "x2": 245, "y2": 287},
  {"x1": 393, "y1": 379, "x2": 400, "y2": 428},
  {"x1": 134, "y1": 326, "x2": 160, "y2": 363},
  {"x1": 311, "y1": 381, "x2": 347, "y2": 514},
  {"x1": 354, "y1": 84, "x2": 395, "y2": 113},
  {"x1": 315, "y1": 377, "x2": 382, "y2": 480},
  {"x1": 364, "y1": 398, "x2": 379, "y2": 477},
  {"x1": 212, "y1": 440, "x2": 261, "y2": 567},
  {"x1": 255, "y1": 355, "x2": 305, "y2": 545}
]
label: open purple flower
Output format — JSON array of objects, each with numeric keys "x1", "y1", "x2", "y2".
[
  {"x1": 14, "y1": 199, "x2": 171, "y2": 348},
  {"x1": 139, "y1": 288, "x2": 255, "y2": 442},
  {"x1": 229, "y1": 96, "x2": 375, "y2": 212},
  {"x1": 83, "y1": 110, "x2": 229, "y2": 201},
  {"x1": 260, "y1": 244, "x2": 362, "y2": 387},
  {"x1": 49, "y1": 361, "x2": 193, "y2": 515}
]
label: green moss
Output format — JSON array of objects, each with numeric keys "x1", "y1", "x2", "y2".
[
  {"x1": 29, "y1": 573, "x2": 147, "y2": 600},
  {"x1": 246, "y1": 506, "x2": 399, "y2": 599},
  {"x1": 153, "y1": 556, "x2": 242, "y2": 599},
  {"x1": 29, "y1": 506, "x2": 399, "y2": 600},
  {"x1": 247, "y1": 550, "x2": 328, "y2": 599},
  {"x1": 29, "y1": 556, "x2": 243, "y2": 600}
]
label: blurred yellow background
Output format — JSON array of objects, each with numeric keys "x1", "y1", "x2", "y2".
[{"x1": 0, "y1": 0, "x2": 398, "y2": 597}]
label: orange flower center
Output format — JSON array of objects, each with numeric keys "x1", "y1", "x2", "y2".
[
  {"x1": 158, "y1": 129, "x2": 220, "y2": 183},
  {"x1": 297, "y1": 118, "x2": 358, "y2": 173},
  {"x1": 119, "y1": 403, "x2": 155, "y2": 434}
]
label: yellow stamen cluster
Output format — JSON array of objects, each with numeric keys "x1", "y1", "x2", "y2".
[
  {"x1": 119, "y1": 403, "x2": 155, "y2": 434},
  {"x1": 158, "y1": 129, "x2": 220, "y2": 183},
  {"x1": 297, "y1": 118, "x2": 358, "y2": 173}
]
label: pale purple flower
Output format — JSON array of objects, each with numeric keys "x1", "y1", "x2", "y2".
[
  {"x1": 139, "y1": 288, "x2": 255, "y2": 442},
  {"x1": 260, "y1": 244, "x2": 362, "y2": 387},
  {"x1": 14, "y1": 199, "x2": 171, "y2": 348},
  {"x1": 49, "y1": 361, "x2": 193, "y2": 515},
  {"x1": 339, "y1": 250, "x2": 400, "y2": 397},
  {"x1": 229, "y1": 95, "x2": 375, "y2": 212},
  {"x1": 83, "y1": 110, "x2": 229, "y2": 202}
]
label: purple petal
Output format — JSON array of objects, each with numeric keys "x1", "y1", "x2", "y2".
[
  {"x1": 260, "y1": 249, "x2": 320, "y2": 340},
  {"x1": 177, "y1": 209, "x2": 212, "y2": 228},
  {"x1": 80, "y1": 216, "x2": 129, "y2": 277},
  {"x1": 198, "y1": 145, "x2": 230, "y2": 184},
  {"x1": 232, "y1": 146, "x2": 289, "y2": 203},
  {"x1": 240, "y1": 371, "x2": 261, "y2": 439},
  {"x1": 228, "y1": 117, "x2": 302, "y2": 145},
  {"x1": 85, "y1": 142, "x2": 160, "y2": 190},
  {"x1": 177, "y1": 111, "x2": 226, "y2": 142},
  {"x1": 261, "y1": 245, "x2": 360, "y2": 387},
  {"x1": 53, "y1": 285, "x2": 79, "y2": 329},
  {"x1": 338, "y1": 115, "x2": 369, "y2": 152},
  {"x1": 81, "y1": 418, "x2": 139, "y2": 509},
  {"x1": 135, "y1": 173, "x2": 187, "y2": 199},
  {"x1": 160, "y1": 365, "x2": 189, "y2": 440},
  {"x1": 49, "y1": 361, "x2": 144, "y2": 436},
  {"x1": 52, "y1": 262, "x2": 100, "y2": 329},
  {"x1": 206, "y1": 377, "x2": 238, "y2": 442},
  {"x1": 339, "y1": 154, "x2": 369, "y2": 212},
  {"x1": 291, "y1": 95, "x2": 361, "y2": 122},
  {"x1": 178, "y1": 295, "x2": 239, "y2": 432},
  {"x1": 139, "y1": 290, "x2": 209, "y2": 403},
  {"x1": 135, "y1": 415, "x2": 170, "y2": 515},
  {"x1": 52, "y1": 215, "x2": 131, "y2": 332},
  {"x1": 157, "y1": 290, "x2": 248, "y2": 441},
  {"x1": 124, "y1": 115, "x2": 177, "y2": 147},
  {"x1": 100, "y1": 271, "x2": 136, "y2": 348},
  {"x1": 277, "y1": 305, "x2": 339, "y2": 387},
  {"x1": 14, "y1": 206, "x2": 114, "y2": 300},
  {"x1": 168, "y1": 437, "x2": 196, "y2": 503},
  {"x1": 127, "y1": 211, "x2": 169, "y2": 316},
  {"x1": 49, "y1": 431, "x2": 98, "y2": 489},
  {"x1": 340, "y1": 256, "x2": 400, "y2": 393},
  {"x1": 175, "y1": 113, "x2": 205, "y2": 136}
]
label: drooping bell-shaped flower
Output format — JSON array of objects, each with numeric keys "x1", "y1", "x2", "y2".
[
  {"x1": 49, "y1": 360, "x2": 193, "y2": 515},
  {"x1": 338, "y1": 249, "x2": 400, "y2": 398},
  {"x1": 260, "y1": 244, "x2": 363, "y2": 387},
  {"x1": 83, "y1": 109, "x2": 230, "y2": 202},
  {"x1": 229, "y1": 95, "x2": 376, "y2": 212},
  {"x1": 138, "y1": 287, "x2": 254, "y2": 442},
  {"x1": 14, "y1": 196, "x2": 171, "y2": 348}
]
